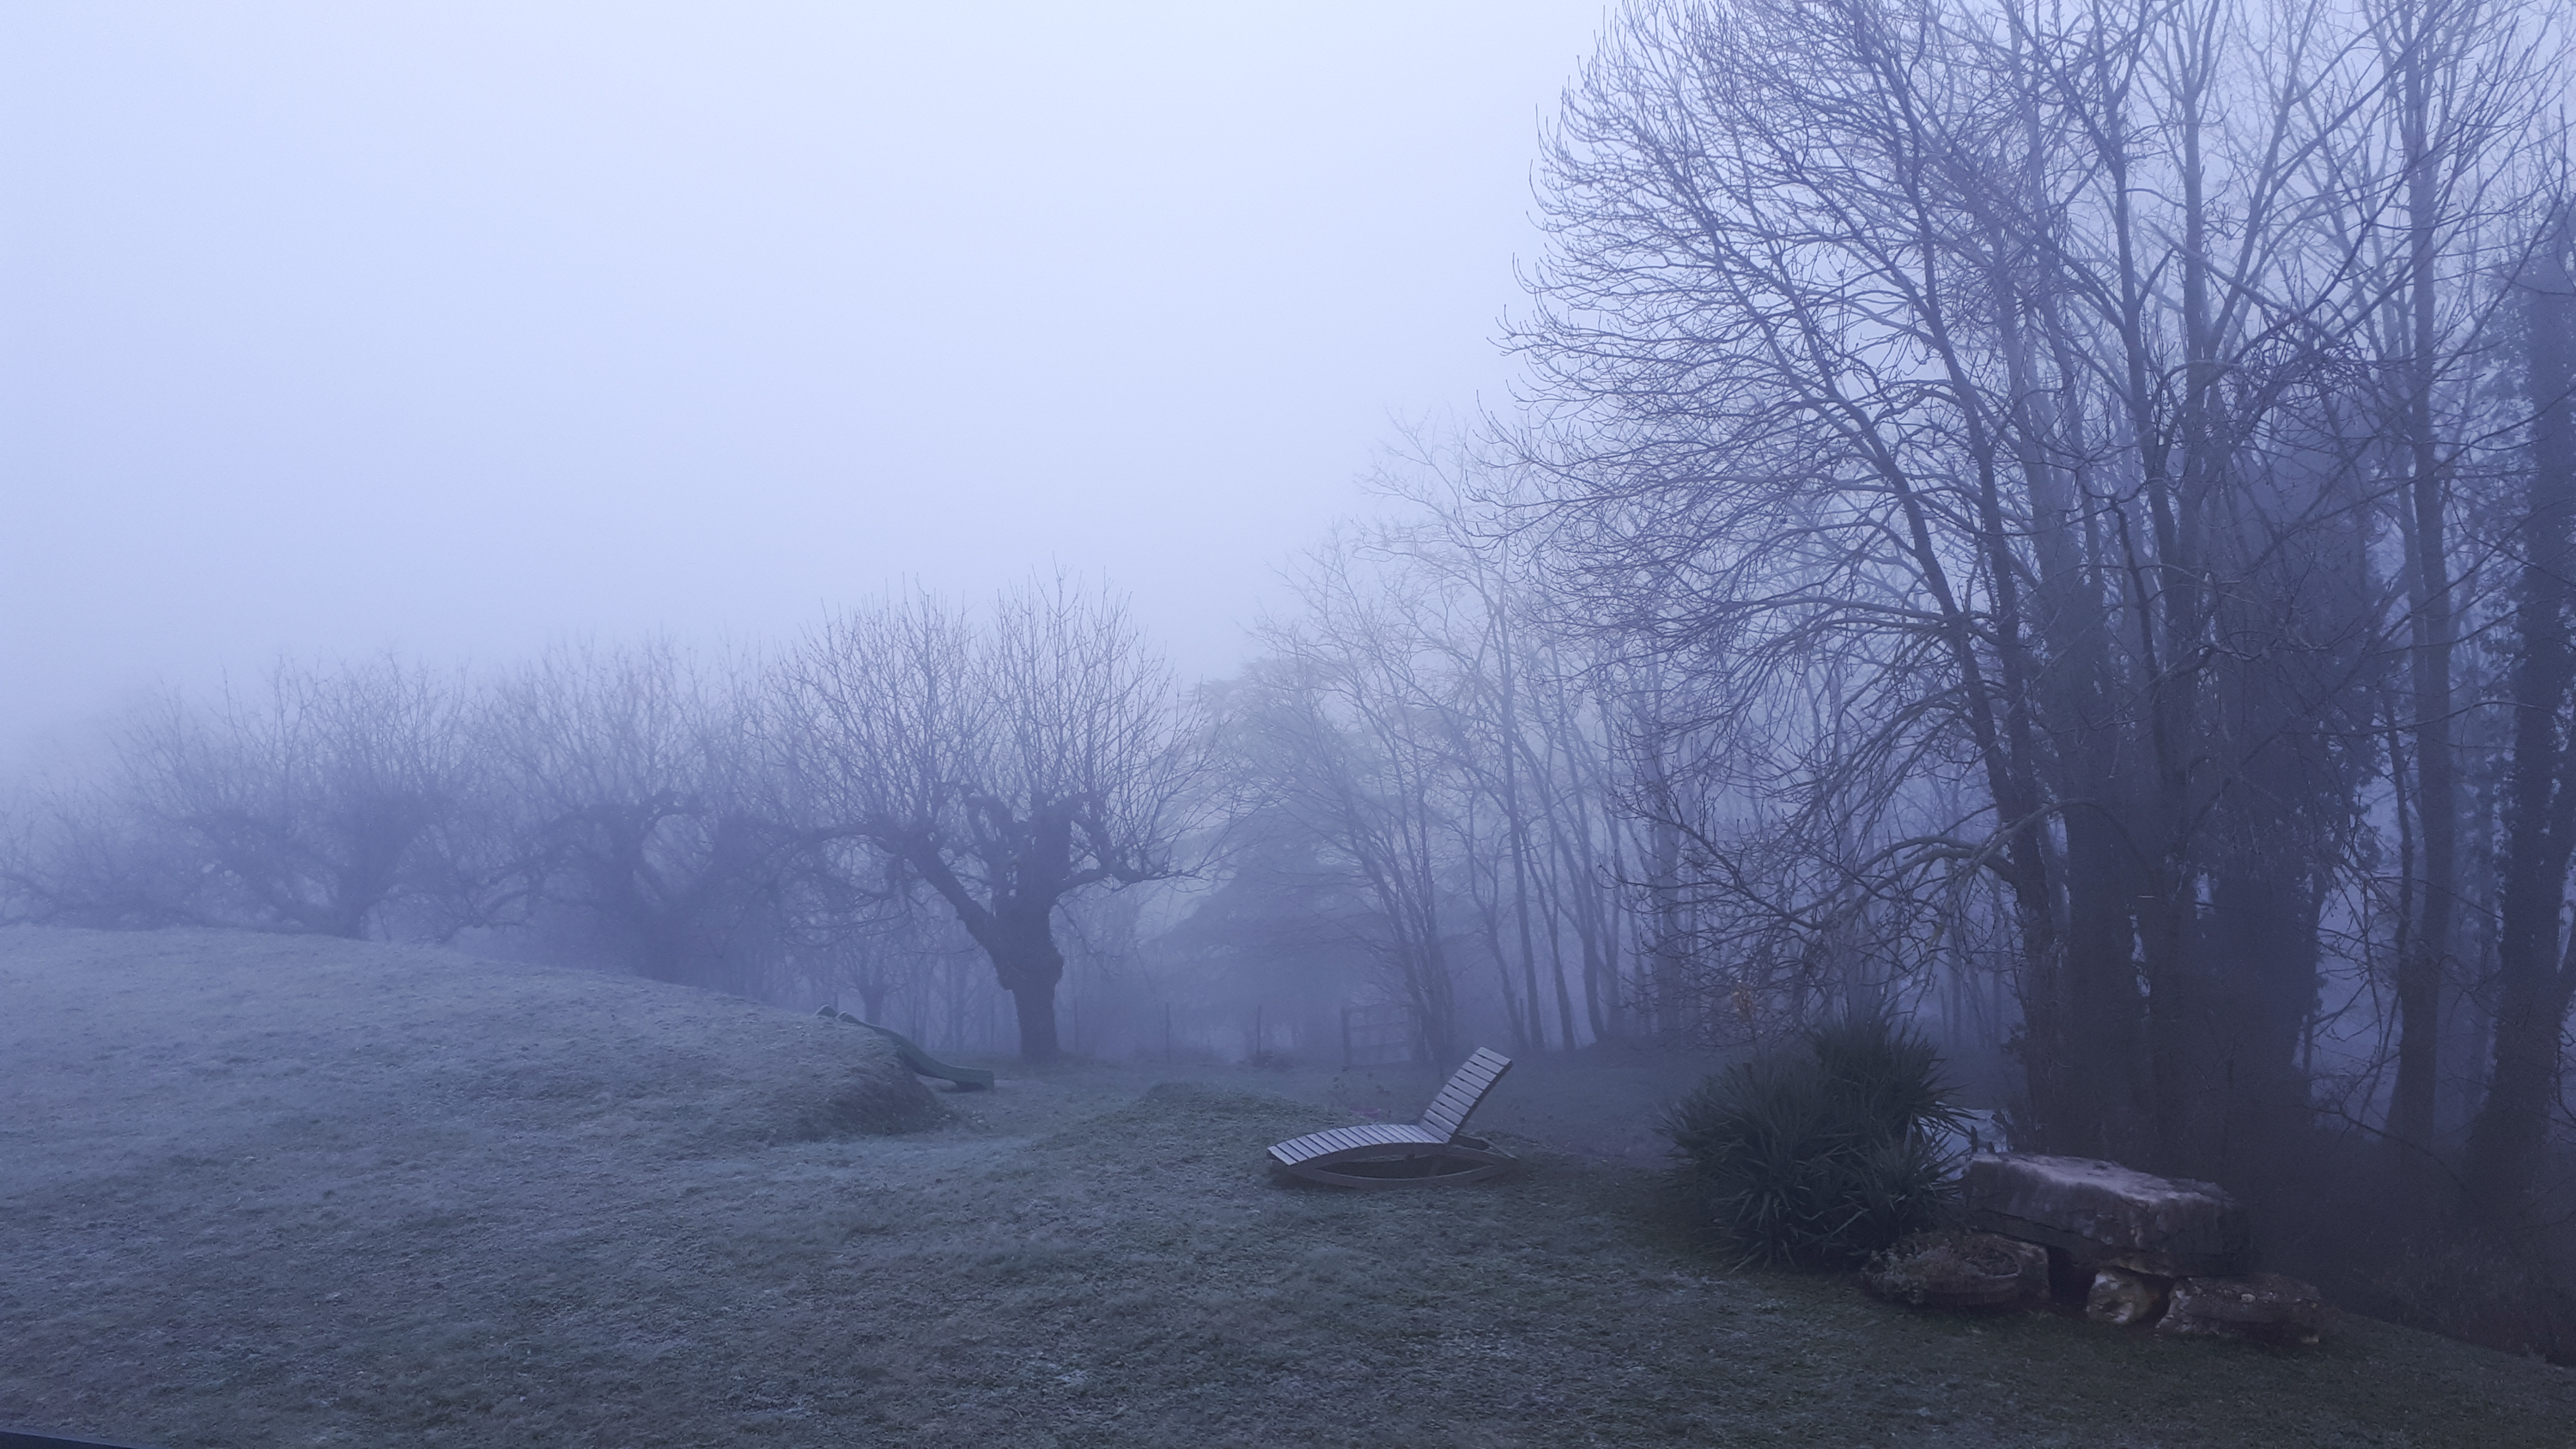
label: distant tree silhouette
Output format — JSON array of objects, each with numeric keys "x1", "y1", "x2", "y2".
[{"x1": 777, "y1": 579, "x2": 1195, "y2": 1060}]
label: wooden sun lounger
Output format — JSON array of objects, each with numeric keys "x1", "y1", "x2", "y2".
[{"x1": 1267, "y1": 1047, "x2": 1515, "y2": 1187}]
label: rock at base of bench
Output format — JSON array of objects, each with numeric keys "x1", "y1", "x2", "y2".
[
  {"x1": 2085, "y1": 1266, "x2": 2171, "y2": 1325},
  {"x1": 1862, "y1": 1230, "x2": 2050, "y2": 1309},
  {"x1": 2155, "y1": 1272, "x2": 2330, "y2": 1345}
]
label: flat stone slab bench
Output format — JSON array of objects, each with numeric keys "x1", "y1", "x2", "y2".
[
  {"x1": 1912, "y1": 1154, "x2": 2327, "y2": 1342},
  {"x1": 1961, "y1": 1153, "x2": 2248, "y2": 1278}
]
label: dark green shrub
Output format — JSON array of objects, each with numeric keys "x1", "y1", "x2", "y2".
[{"x1": 1662, "y1": 1009, "x2": 1964, "y2": 1268}]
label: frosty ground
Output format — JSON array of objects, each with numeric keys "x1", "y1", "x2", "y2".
[{"x1": 3, "y1": 928, "x2": 2570, "y2": 1448}]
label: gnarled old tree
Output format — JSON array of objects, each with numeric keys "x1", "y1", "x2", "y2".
[
  {"x1": 777, "y1": 582, "x2": 1194, "y2": 1059},
  {"x1": 1515, "y1": 0, "x2": 2559, "y2": 1187}
]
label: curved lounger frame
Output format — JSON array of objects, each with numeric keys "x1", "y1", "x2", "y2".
[{"x1": 1268, "y1": 1047, "x2": 1515, "y2": 1188}]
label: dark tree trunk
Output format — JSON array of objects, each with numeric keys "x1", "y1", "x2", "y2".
[
  {"x1": 2463, "y1": 221, "x2": 2576, "y2": 1222},
  {"x1": 2060, "y1": 807, "x2": 2144, "y2": 1159},
  {"x1": 2020, "y1": 354, "x2": 2137, "y2": 1161},
  {"x1": 1641, "y1": 743, "x2": 1691, "y2": 1044},
  {"x1": 2393, "y1": 421, "x2": 2460, "y2": 1174},
  {"x1": 2206, "y1": 867, "x2": 2321, "y2": 1184},
  {"x1": 2391, "y1": 33, "x2": 2458, "y2": 1179},
  {"x1": 1423, "y1": 943, "x2": 1461, "y2": 1067},
  {"x1": 2138, "y1": 862, "x2": 2215, "y2": 1176},
  {"x1": 1005, "y1": 974, "x2": 1061, "y2": 1060},
  {"x1": 896, "y1": 805, "x2": 1082, "y2": 1063},
  {"x1": 975, "y1": 906, "x2": 1067, "y2": 1061}
]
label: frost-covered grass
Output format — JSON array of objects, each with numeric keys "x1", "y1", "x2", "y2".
[{"x1": 5, "y1": 926, "x2": 2573, "y2": 1448}]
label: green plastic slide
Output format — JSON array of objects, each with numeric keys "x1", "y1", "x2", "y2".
[{"x1": 816, "y1": 1008, "x2": 996, "y2": 1090}]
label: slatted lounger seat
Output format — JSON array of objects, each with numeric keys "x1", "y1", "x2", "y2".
[{"x1": 1267, "y1": 1047, "x2": 1516, "y2": 1187}]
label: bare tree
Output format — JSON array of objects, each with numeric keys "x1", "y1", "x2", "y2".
[
  {"x1": 1226, "y1": 521, "x2": 1680, "y2": 1064},
  {"x1": 777, "y1": 581, "x2": 1194, "y2": 1060},
  {"x1": 487, "y1": 639, "x2": 792, "y2": 995},
  {"x1": 1225, "y1": 540, "x2": 1498, "y2": 1064},
  {"x1": 61, "y1": 658, "x2": 483, "y2": 938},
  {"x1": 0, "y1": 770, "x2": 207, "y2": 930}
]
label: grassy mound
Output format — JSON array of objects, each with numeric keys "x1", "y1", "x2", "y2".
[{"x1": 0, "y1": 925, "x2": 945, "y2": 1179}]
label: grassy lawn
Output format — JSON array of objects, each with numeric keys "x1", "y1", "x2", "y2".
[{"x1": 5, "y1": 926, "x2": 2572, "y2": 1447}]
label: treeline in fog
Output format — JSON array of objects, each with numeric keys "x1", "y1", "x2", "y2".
[
  {"x1": 0, "y1": 523, "x2": 1706, "y2": 1061},
  {"x1": 1, "y1": 585, "x2": 1193, "y2": 1063},
  {"x1": 0, "y1": 564, "x2": 1681, "y2": 1083}
]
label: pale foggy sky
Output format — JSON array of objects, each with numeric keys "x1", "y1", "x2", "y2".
[{"x1": 0, "y1": 3, "x2": 1602, "y2": 760}]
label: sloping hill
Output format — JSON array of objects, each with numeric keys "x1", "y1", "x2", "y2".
[
  {"x1": 4, "y1": 926, "x2": 2573, "y2": 1448},
  {"x1": 0, "y1": 926, "x2": 941, "y2": 1444}
]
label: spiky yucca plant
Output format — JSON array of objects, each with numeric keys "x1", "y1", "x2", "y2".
[{"x1": 1662, "y1": 1009, "x2": 1965, "y2": 1268}]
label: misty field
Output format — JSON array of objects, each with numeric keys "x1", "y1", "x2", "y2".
[{"x1": 5, "y1": 927, "x2": 2573, "y2": 1449}]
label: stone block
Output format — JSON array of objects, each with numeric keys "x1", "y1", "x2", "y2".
[
  {"x1": 2156, "y1": 1273, "x2": 2329, "y2": 1345},
  {"x1": 2085, "y1": 1267, "x2": 2172, "y2": 1325},
  {"x1": 1862, "y1": 1230, "x2": 2050, "y2": 1309},
  {"x1": 1962, "y1": 1153, "x2": 2248, "y2": 1278}
]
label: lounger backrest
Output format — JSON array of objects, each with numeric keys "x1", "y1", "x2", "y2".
[{"x1": 1418, "y1": 1047, "x2": 1512, "y2": 1140}]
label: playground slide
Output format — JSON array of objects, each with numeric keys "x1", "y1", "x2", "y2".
[{"x1": 816, "y1": 1008, "x2": 996, "y2": 1090}]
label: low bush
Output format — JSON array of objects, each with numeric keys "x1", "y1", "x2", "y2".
[{"x1": 1663, "y1": 1009, "x2": 1964, "y2": 1268}]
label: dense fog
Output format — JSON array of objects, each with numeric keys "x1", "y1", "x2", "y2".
[
  {"x1": 11, "y1": 0, "x2": 2576, "y2": 1376},
  {"x1": 0, "y1": 2, "x2": 1595, "y2": 757}
]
